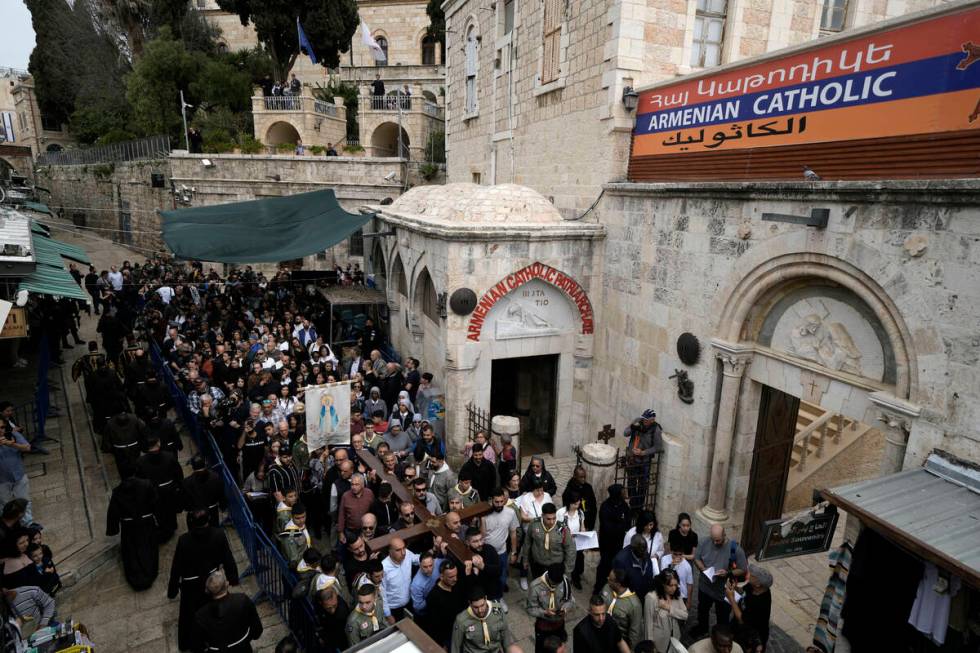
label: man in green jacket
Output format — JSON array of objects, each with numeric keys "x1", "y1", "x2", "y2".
[
  {"x1": 278, "y1": 502, "x2": 310, "y2": 567},
  {"x1": 601, "y1": 567, "x2": 643, "y2": 648},
  {"x1": 527, "y1": 563, "x2": 573, "y2": 652},
  {"x1": 521, "y1": 503, "x2": 576, "y2": 579}
]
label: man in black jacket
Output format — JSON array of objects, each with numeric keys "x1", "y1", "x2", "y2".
[
  {"x1": 459, "y1": 443, "x2": 497, "y2": 503},
  {"x1": 594, "y1": 483, "x2": 630, "y2": 596},
  {"x1": 562, "y1": 465, "x2": 598, "y2": 531}
]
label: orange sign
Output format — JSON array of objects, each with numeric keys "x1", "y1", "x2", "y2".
[{"x1": 631, "y1": 6, "x2": 980, "y2": 157}]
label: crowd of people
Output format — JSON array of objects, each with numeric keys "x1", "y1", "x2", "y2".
[{"x1": 57, "y1": 255, "x2": 775, "y2": 653}]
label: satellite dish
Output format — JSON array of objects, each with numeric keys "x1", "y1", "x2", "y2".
[{"x1": 15, "y1": 289, "x2": 28, "y2": 307}]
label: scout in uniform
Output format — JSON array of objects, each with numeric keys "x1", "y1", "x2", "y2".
[
  {"x1": 601, "y1": 567, "x2": 643, "y2": 648},
  {"x1": 451, "y1": 587, "x2": 515, "y2": 653},
  {"x1": 448, "y1": 469, "x2": 480, "y2": 508},
  {"x1": 278, "y1": 503, "x2": 310, "y2": 568},
  {"x1": 346, "y1": 583, "x2": 385, "y2": 645},
  {"x1": 275, "y1": 488, "x2": 299, "y2": 533},
  {"x1": 521, "y1": 502, "x2": 577, "y2": 580},
  {"x1": 526, "y1": 563, "x2": 573, "y2": 653}
]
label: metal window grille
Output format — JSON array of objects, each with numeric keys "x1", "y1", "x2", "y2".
[
  {"x1": 541, "y1": 0, "x2": 563, "y2": 84},
  {"x1": 690, "y1": 0, "x2": 727, "y2": 68}
]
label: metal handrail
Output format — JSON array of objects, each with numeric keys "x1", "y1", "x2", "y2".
[
  {"x1": 312, "y1": 99, "x2": 337, "y2": 116},
  {"x1": 263, "y1": 96, "x2": 302, "y2": 111}
]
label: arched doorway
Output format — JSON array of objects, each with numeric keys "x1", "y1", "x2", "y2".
[
  {"x1": 45, "y1": 143, "x2": 63, "y2": 153},
  {"x1": 265, "y1": 121, "x2": 301, "y2": 146},
  {"x1": 370, "y1": 122, "x2": 410, "y2": 159},
  {"x1": 704, "y1": 252, "x2": 918, "y2": 553}
]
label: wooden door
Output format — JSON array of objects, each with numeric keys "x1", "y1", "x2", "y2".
[{"x1": 741, "y1": 385, "x2": 800, "y2": 556}]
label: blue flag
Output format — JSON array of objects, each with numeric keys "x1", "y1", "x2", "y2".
[{"x1": 297, "y1": 18, "x2": 318, "y2": 65}]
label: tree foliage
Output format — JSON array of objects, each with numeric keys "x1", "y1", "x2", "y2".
[
  {"x1": 315, "y1": 80, "x2": 358, "y2": 141},
  {"x1": 425, "y1": 0, "x2": 445, "y2": 45},
  {"x1": 26, "y1": 0, "x2": 128, "y2": 126},
  {"x1": 214, "y1": 0, "x2": 359, "y2": 80},
  {"x1": 125, "y1": 28, "x2": 200, "y2": 140}
]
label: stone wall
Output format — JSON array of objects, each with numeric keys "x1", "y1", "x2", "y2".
[
  {"x1": 442, "y1": 0, "x2": 951, "y2": 217},
  {"x1": 38, "y1": 160, "x2": 172, "y2": 253},
  {"x1": 594, "y1": 180, "x2": 980, "y2": 530},
  {"x1": 37, "y1": 153, "x2": 407, "y2": 266}
]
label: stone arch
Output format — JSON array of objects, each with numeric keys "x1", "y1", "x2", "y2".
[
  {"x1": 391, "y1": 252, "x2": 408, "y2": 296},
  {"x1": 370, "y1": 239, "x2": 387, "y2": 285},
  {"x1": 45, "y1": 143, "x2": 63, "y2": 153},
  {"x1": 422, "y1": 90, "x2": 437, "y2": 103},
  {"x1": 265, "y1": 120, "x2": 301, "y2": 146},
  {"x1": 414, "y1": 266, "x2": 439, "y2": 324},
  {"x1": 419, "y1": 28, "x2": 438, "y2": 65},
  {"x1": 370, "y1": 122, "x2": 410, "y2": 159},
  {"x1": 714, "y1": 251, "x2": 917, "y2": 400}
]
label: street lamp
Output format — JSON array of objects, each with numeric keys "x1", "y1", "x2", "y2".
[
  {"x1": 622, "y1": 86, "x2": 639, "y2": 112},
  {"x1": 180, "y1": 90, "x2": 194, "y2": 151}
]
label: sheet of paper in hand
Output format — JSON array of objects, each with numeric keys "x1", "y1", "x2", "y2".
[
  {"x1": 573, "y1": 531, "x2": 599, "y2": 551},
  {"x1": 305, "y1": 381, "x2": 352, "y2": 448}
]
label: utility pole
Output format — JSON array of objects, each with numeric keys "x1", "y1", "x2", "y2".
[{"x1": 180, "y1": 90, "x2": 191, "y2": 152}]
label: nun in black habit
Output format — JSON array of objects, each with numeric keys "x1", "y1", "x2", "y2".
[{"x1": 518, "y1": 456, "x2": 558, "y2": 496}]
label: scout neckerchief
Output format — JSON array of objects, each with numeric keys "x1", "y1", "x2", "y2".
[
  {"x1": 355, "y1": 605, "x2": 380, "y2": 632},
  {"x1": 541, "y1": 574, "x2": 557, "y2": 610},
  {"x1": 608, "y1": 588, "x2": 634, "y2": 614},
  {"x1": 541, "y1": 520, "x2": 558, "y2": 549},
  {"x1": 467, "y1": 606, "x2": 491, "y2": 645},
  {"x1": 285, "y1": 520, "x2": 311, "y2": 547},
  {"x1": 455, "y1": 483, "x2": 473, "y2": 498}
]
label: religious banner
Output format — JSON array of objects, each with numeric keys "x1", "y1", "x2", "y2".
[
  {"x1": 304, "y1": 381, "x2": 351, "y2": 449},
  {"x1": 631, "y1": 5, "x2": 980, "y2": 158},
  {"x1": 422, "y1": 388, "x2": 446, "y2": 440}
]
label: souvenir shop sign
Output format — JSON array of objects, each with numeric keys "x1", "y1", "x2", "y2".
[{"x1": 757, "y1": 508, "x2": 839, "y2": 561}]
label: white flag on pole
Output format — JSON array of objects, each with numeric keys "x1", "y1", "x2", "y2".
[{"x1": 361, "y1": 20, "x2": 387, "y2": 63}]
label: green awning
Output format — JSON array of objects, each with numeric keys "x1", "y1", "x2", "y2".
[
  {"x1": 17, "y1": 264, "x2": 89, "y2": 302},
  {"x1": 30, "y1": 221, "x2": 51, "y2": 235},
  {"x1": 32, "y1": 234, "x2": 91, "y2": 265},
  {"x1": 160, "y1": 189, "x2": 373, "y2": 263},
  {"x1": 23, "y1": 202, "x2": 54, "y2": 216},
  {"x1": 31, "y1": 235, "x2": 67, "y2": 269}
]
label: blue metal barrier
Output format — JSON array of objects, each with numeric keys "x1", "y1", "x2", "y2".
[{"x1": 149, "y1": 344, "x2": 321, "y2": 651}]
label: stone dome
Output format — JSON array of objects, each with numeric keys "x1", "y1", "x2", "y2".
[{"x1": 387, "y1": 183, "x2": 563, "y2": 224}]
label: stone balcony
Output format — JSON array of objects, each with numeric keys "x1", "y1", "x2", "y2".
[
  {"x1": 337, "y1": 64, "x2": 446, "y2": 89},
  {"x1": 251, "y1": 86, "x2": 348, "y2": 149},
  {"x1": 358, "y1": 85, "x2": 445, "y2": 160}
]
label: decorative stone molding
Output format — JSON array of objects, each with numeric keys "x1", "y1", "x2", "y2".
[{"x1": 711, "y1": 339, "x2": 753, "y2": 377}]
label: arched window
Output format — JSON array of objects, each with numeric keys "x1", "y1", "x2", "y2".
[
  {"x1": 392, "y1": 254, "x2": 407, "y2": 296},
  {"x1": 416, "y1": 268, "x2": 439, "y2": 323},
  {"x1": 464, "y1": 26, "x2": 478, "y2": 114},
  {"x1": 376, "y1": 36, "x2": 389, "y2": 66},
  {"x1": 371, "y1": 241, "x2": 386, "y2": 283},
  {"x1": 421, "y1": 35, "x2": 437, "y2": 65}
]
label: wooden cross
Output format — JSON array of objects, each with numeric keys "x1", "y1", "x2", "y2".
[
  {"x1": 598, "y1": 424, "x2": 617, "y2": 444},
  {"x1": 357, "y1": 449, "x2": 491, "y2": 562}
]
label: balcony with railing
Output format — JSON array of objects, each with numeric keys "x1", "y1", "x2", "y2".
[
  {"x1": 362, "y1": 94, "x2": 444, "y2": 120},
  {"x1": 251, "y1": 87, "x2": 347, "y2": 149}
]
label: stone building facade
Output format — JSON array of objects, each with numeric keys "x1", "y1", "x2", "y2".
[
  {"x1": 360, "y1": 177, "x2": 980, "y2": 550},
  {"x1": 442, "y1": 0, "x2": 950, "y2": 217},
  {"x1": 0, "y1": 69, "x2": 74, "y2": 157},
  {"x1": 198, "y1": 0, "x2": 446, "y2": 158}
]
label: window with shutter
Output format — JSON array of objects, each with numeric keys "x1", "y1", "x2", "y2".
[
  {"x1": 465, "y1": 26, "x2": 479, "y2": 114},
  {"x1": 541, "y1": 0, "x2": 563, "y2": 84},
  {"x1": 690, "y1": 0, "x2": 727, "y2": 68},
  {"x1": 820, "y1": 0, "x2": 848, "y2": 32}
]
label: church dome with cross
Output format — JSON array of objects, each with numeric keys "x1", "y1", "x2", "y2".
[{"x1": 388, "y1": 183, "x2": 564, "y2": 224}]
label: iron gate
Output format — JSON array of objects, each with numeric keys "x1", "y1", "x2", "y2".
[
  {"x1": 466, "y1": 402, "x2": 493, "y2": 442},
  {"x1": 576, "y1": 444, "x2": 663, "y2": 516}
]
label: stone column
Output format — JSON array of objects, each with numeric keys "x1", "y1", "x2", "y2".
[
  {"x1": 579, "y1": 442, "x2": 618, "y2": 505},
  {"x1": 699, "y1": 344, "x2": 752, "y2": 523},
  {"x1": 492, "y1": 415, "x2": 520, "y2": 466},
  {"x1": 869, "y1": 391, "x2": 921, "y2": 475}
]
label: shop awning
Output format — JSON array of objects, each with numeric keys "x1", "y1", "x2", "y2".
[
  {"x1": 822, "y1": 451, "x2": 980, "y2": 588},
  {"x1": 23, "y1": 201, "x2": 54, "y2": 216},
  {"x1": 31, "y1": 233, "x2": 91, "y2": 265},
  {"x1": 17, "y1": 263, "x2": 89, "y2": 302},
  {"x1": 160, "y1": 189, "x2": 374, "y2": 263},
  {"x1": 30, "y1": 221, "x2": 51, "y2": 236}
]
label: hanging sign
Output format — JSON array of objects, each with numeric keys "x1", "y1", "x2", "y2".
[{"x1": 757, "y1": 506, "x2": 839, "y2": 561}]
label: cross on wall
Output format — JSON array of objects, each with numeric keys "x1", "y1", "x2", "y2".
[{"x1": 357, "y1": 449, "x2": 491, "y2": 562}]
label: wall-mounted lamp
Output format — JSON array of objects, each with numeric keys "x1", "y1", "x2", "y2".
[
  {"x1": 621, "y1": 86, "x2": 639, "y2": 112},
  {"x1": 201, "y1": 158, "x2": 214, "y2": 168}
]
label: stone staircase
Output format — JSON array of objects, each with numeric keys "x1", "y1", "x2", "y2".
[{"x1": 786, "y1": 401, "x2": 871, "y2": 492}]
